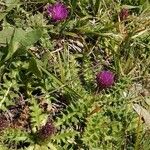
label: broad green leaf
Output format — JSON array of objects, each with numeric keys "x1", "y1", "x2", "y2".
[
  {"x1": 3, "y1": 28, "x2": 43, "y2": 61},
  {"x1": 4, "y1": 28, "x2": 25, "y2": 61},
  {"x1": 0, "y1": 27, "x2": 14, "y2": 44},
  {"x1": 19, "y1": 29, "x2": 43, "y2": 48}
]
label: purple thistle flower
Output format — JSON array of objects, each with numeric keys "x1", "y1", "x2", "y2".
[
  {"x1": 47, "y1": 2, "x2": 68, "y2": 22},
  {"x1": 37, "y1": 120, "x2": 55, "y2": 140},
  {"x1": 119, "y1": 8, "x2": 129, "y2": 21},
  {"x1": 96, "y1": 70, "x2": 115, "y2": 89}
]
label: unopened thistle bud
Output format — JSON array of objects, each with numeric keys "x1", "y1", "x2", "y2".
[
  {"x1": 119, "y1": 8, "x2": 129, "y2": 21},
  {"x1": 37, "y1": 120, "x2": 55, "y2": 140}
]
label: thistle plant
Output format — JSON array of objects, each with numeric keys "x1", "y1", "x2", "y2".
[{"x1": 0, "y1": 0, "x2": 150, "y2": 150}]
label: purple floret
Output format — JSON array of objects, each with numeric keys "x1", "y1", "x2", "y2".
[
  {"x1": 47, "y1": 2, "x2": 68, "y2": 22},
  {"x1": 96, "y1": 70, "x2": 115, "y2": 89}
]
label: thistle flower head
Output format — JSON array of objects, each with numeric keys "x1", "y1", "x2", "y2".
[
  {"x1": 96, "y1": 70, "x2": 115, "y2": 89},
  {"x1": 119, "y1": 8, "x2": 129, "y2": 21},
  {"x1": 37, "y1": 120, "x2": 55, "y2": 140},
  {"x1": 47, "y1": 2, "x2": 68, "y2": 22}
]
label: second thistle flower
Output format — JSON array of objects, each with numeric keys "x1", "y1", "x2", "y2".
[
  {"x1": 47, "y1": 2, "x2": 69, "y2": 22},
  {"x1": 96, "y1": 70, "x2": 115, "y2": 89}
]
